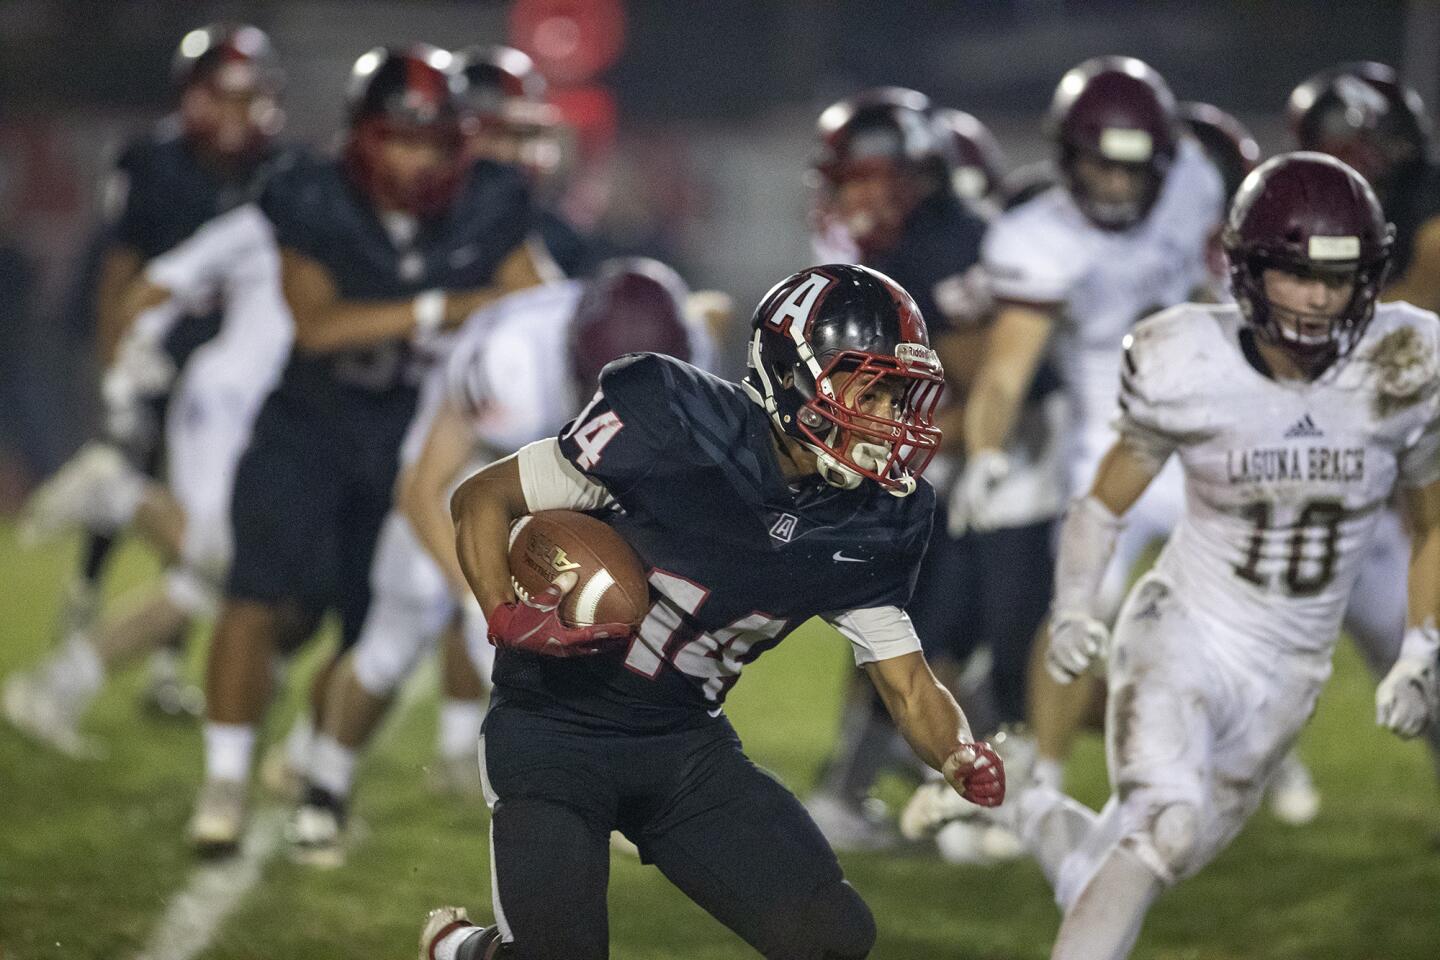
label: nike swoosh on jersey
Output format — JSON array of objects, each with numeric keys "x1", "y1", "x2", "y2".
[{"x1": 832, "y1": 551, "x2": 869, "y2": 563}]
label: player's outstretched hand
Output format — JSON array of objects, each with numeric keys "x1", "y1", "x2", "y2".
[
  {"x1": 942, "y1": 741, "x2": 1006, "y2": 808},
  {"x1": 1046, "y1": 613, "x2": 1108, "y2": 684},
  {"x1": 487, "y1": 573, "x2": 633, "y2": 659},
  {"x1": 1376, "y1": 655, "x2": 1438, "y2": 739}
]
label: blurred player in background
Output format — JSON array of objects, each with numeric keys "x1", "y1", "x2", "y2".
[
  {"x1": 1024, "y1": 152, "x2": 1440, "y2": 960},
  {"x1": 14, "y1": 23, "x2": 292, "y2": 720},
  {"x1": 1177, "y1": 101, "x2": 1262, "y2": 300},
  {"x1": 188, "y1": 44, "x2": 549, "y2": 855},
  {"x1": 423, "y1": 264, "x2": 1003, "y2": 960},
  {"x1": 955, "y1": 56, "x2": 1223, "y2": 798},
  {"x1": 457, "y1": 44, "x2": 596, "y2": 277},
  {"x1": 1289, "y1": 61, "x2": 1440, "y2": 787},
  {"x1": 286, "y1": 258, "x2": 699, "y2": 865},
  {"x1": 5, "y1": 203, "x2": 291, "y2": 758},
  {"x1": 802, "y1": 90, "x2": 1059, "y2": 859}
]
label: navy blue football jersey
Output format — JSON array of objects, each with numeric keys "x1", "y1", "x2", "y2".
[
  {"x1": 109, "y1": 119, "x2": 298, "y2": 366},
  {"x1": 865, "y1": 191, "x2": 984, "y2": 336},
  {"x1": 867, "y1": 186, "x2": 1060, "y2": 400},
  {"x1": 261, "y1": 156, "x2": 533, "y2": 401},
  {"x1": 494, "y1": 353, "x2": 934, "y2": 730}
]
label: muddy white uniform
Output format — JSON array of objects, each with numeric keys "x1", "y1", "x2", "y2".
[
  {"x1": 124, "y1": 204, "x2": 292, "y2": 611},
  {"x1": 983, "y1": 137, "x2": 1223, "y2": 615},
  {"x1": 1072, "y1": 301, "x2": 1440, "y2": 894},
  {"x1": 352, "y1": 280, "x2": 587, "y2": 695}
]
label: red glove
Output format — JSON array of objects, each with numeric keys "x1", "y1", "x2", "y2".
[
  {"x1": 942, "y1": 741, "x2": 1006, "y2": 808},
  {"x1": 487, "y1": 575, "x2": 633, "y2": 658}
]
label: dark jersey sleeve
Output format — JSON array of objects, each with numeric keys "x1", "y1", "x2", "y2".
[
  {"x1": 109, "y1": 140, "x2": 161, "y2": 254},
  {"x1": 556, "y1": 353, "x2": 682, "y2": 498}
]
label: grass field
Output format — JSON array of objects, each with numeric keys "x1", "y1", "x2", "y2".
[{"x1": 2, "y1": 519, "x2": 1438, "y2": 960}]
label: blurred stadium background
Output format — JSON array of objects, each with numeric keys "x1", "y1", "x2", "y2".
[{"x1": 2, "y1": 2, "x2": 1440, "y2": 958}]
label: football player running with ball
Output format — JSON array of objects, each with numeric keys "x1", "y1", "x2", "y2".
[
  {"x1": 1019, "y1": 153, "x2": 1440, "y2": 959},
  {"x1": 421, "y1": 264, "x2": 1003, "y2": 960}
]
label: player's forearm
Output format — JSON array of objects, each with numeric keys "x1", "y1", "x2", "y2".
[
  {"x1": 451, "y1": 456, "x2": 528, "y2": 616},
  {"x1": 402, "y1": 471, "x2": 472, "y2": 597},
  {"x1": 868, "y1": 654, "x2": 974, "y2": 771},
  {"x1": 95, "y1": 246, "x2": 146, "y2": 365},
  {"x1": 890, "y1": 680, "x2": 975, "y2": 772},
  {"x1": 962, "y1": 369, "x2": 1026, "y2": 456}
]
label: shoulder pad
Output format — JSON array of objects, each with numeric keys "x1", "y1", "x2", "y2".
[{"x1": 983, "y1": 192, "x2": 1087, "y2": 304}]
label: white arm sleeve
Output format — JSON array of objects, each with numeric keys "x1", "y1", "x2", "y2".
[
  {"x1": 824, "y1": 606, "x2": 923, "y2": 666},
  {"x1": 1054, "y1": 494, "x2": 1124, "y2": 619},
  {"x1": 145, "y1": 204, "x2": 272, "y2": 309},
  {"x1": 516, "y1": 437, "x2": 616, "y2": 513}
]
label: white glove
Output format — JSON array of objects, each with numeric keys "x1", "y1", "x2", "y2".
[
  {"x1": 113, "y1": 332, "x2": 177, "y2": 397},
  {"x1": 951, "y1": 449, "x2": 1011, "y2": 535},
  {"x1": 1376, "y1": 656, "x2": 1437, "y2": 739},
  {"x1": 1045, "y1": 613, "x2": 1109, "y2": 684}
]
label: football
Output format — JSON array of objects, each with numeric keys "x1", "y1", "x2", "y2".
[{"x1": 507, "y1": 510, "x2": 650, "y2": 628}]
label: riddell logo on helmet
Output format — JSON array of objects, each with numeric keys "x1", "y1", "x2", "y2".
[{"x1": 896, "y1": 342, "x2": 939, "y2": 369}]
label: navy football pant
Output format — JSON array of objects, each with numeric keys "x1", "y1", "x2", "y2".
[
  {"x1": 227, "y1": 383, "x2": 415, "y2": 651},
  {"x1": 480, "y1": 703, "x2": 876, "y2": 959},
  {"x1": 911, "y1": 516, "x2": 1054, "y2": 725}
]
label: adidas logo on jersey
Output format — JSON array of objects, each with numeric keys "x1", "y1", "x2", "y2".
[{"x1": 1283, "y1": 414, "x2": 1324, "y2": 439}]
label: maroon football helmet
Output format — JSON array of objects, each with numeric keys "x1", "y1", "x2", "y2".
[
  {"x1": 1048, "y1": 56, "x2": 1180, "y2": 230},
  {"x1": 1287, "y1": 62, "x2": 1431, "y2": 199},
  {"x1": 1178, "y1": 102, "x2": 1261, "y2": 201},
  {"x1": 1223, "y1": 152, "x2": 1394, "y2": 361},
  {"x1": 343, "y1": 45, "x2": 467, "y2": 216},
  {"x1": 744, "y1": 264, "x2": 944, "y2": 496},
  {"x1": 933, "y1": 108, "x2": 1009, "y2": 209},
  {"x1": 172, "y1": 24, "x2": 284, "y2": 161},
  {"x1": 571, "y1": 258, "x2": 693, "y2": 396}
]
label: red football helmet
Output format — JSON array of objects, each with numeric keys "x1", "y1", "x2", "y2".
[
  {"x1": 813, "y1": 88, "x2": 954, "y2": 254},
  {"x1": 1178, "y1": 102, "x2": 1261, "y2": 201},
  {"x1": 1048, "y1": 56, "x2": 1180, "y2": 230},
  {"x1": 570, "y1": 258, "x2": 693, "y2": 395},
  {"x1": 933, "y1": 108, "x2": 1009, "y2": 210},
  {"x1": 172, "y1": 24, "x2": 284, "y2": 162},
  {"x1": 1223, "y1": 151, "x2": 1394, "y2": 362},
  {"x1": 343, "y1": 45, "x2": 467, "y2": 217},
  {"x1": 1287, "y1": 62, "x2": 1431, "y2": 199},
  {"x1": 456, "y1": 44, "x2": 563, "y2": 176},
  {"x1": 744, "y1": 264, "x2": 944, "y2": 496}
]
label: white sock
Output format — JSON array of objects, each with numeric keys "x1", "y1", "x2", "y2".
[
  {"x1": 309, "y1": 733, "x2": 358, "y2": 798},
  {"x1": 43, "y1": 634, "x2": 104, "y2": 709},
  {"x1": 1033, "y1": 756, "x2": 1065, "y2": 792},
  {"x1": 1017, "y1": 785, "x2": 1097, "y2": 893},
  {"x1": 203, "y1": 722, "x2": 256, "y2": 783},
  {"x1": 284, "y1": 713, "x2": 315, "y2": 772},
  {"x1": 1051, "y1": 845, "x2": 1163, "y2": 960},
  {"x1": 434, "y1": 925, "x2": 481, "y2": 960},
  {"x1": 438, "y1": 698, "x2": 484, "y2": 760},
  {"x1": 104, "y1": 468, "x2": 147, "y2": 529}
]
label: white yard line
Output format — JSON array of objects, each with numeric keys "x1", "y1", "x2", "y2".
[
  {"x1": 130, "y1": 658, "x2": 443, "y2": 960},
  {"x1": 130, "y1": 806, "x2": 285, "y2": 960}
]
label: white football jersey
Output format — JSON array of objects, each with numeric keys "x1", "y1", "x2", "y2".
[
  {"x1": 400, "y1": 280, "x2": 585, "y2": 466},
  {"x1": 1119, "y1": 301, "x2": 1440, "y2": 660},
  {"x1": 144, "y1": 203, "x2": 293, "y2": 399},
  {"x1": 984, "y1": 137, "x2": 1224, "y2": 476}
]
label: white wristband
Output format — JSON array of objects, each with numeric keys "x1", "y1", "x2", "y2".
[
  {"x1": 412, "y1": 289, "x2": 447, "y2": 344},
  {"x1": 1399, "y1": 620, "x2": 1440, "y2": 663}
]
